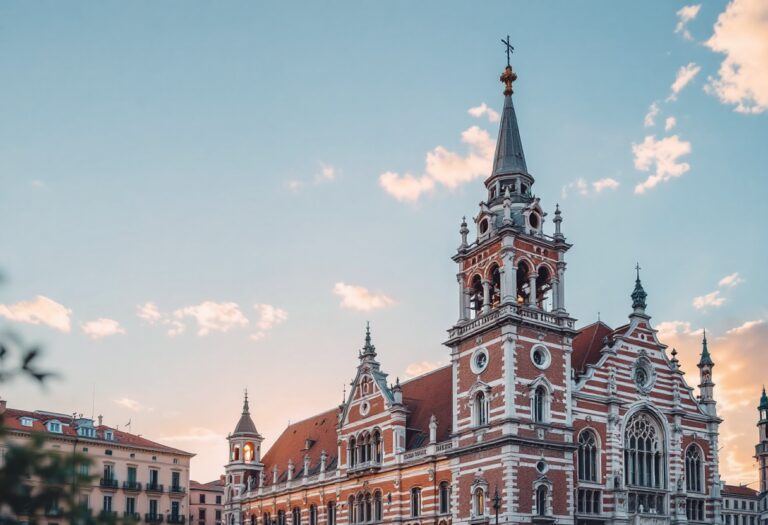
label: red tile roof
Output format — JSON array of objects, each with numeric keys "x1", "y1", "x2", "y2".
[
  {"x1": 1, "y1": 406, "x2": 193, "y2": 456},
  {"x1": 722, "y1": 484, "x2": 759, "y2": 497},
  {"x1": 190, "y1": 479, "x2": 225, "y2": 492},
  {"x1": 260, "y1": 365, "x2": 453, "y2": 481},
  {"x1": 572, "y1": 321, "x2": 613, "y2": 374}
]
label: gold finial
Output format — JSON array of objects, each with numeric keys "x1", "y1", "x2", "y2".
[{"x1": 500, "y1": 65, "x2": 518, "y2": 96}]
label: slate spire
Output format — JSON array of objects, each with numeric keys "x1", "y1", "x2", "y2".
[
  {"x1": 698, "y1": 329, "x2": 714, "y2": 368},
  {"x1": 360, "y1": 321, "x2": 377, "y2": 359},
  {"x1": 491, "y1": 65, "x2": 529, "y2": 179},
  {"x1": 631, "y1": 263, "x2": 647, "y2": 312},
  {"x1": 760, "y1": 386, "x2": 768, "y2": 410}
]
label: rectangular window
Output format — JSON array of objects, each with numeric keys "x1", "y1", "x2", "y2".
[
  {"x1": 172, "y1": 471, "x2": 181, "y2": 489},
  {"x1": 200, "y1": 493, "x2": 206, "y2": 504},
  {"x1": 216, "y1": 495, "x2": 222, "y2": 504},
  {"x1": 103, "y1": 495, "x2": 112, "y2": 512},
  {"x1": 686, "y1": 499, "x2": 705, "y2": 521},
  {"x1": 577, "y1": 489, "x2": 602, "y2": 515},
  {"x1": 127, "y1": 466, "x2": 137, "y2": 483},
  {"x1": 79, "y1": 494, "x2": 89, "y2": 511},
  {"x1": 199, "y1": 508, "x2": 206, "y2": 519},
  {"x1": 171, "y1": 501, "x2": 180, "y2": 518},
  {"x1": 149, "y1": 468, "x2": 159, "y2": 485},
  {"x1": 104, "y1": 464, "x2": 114, "y2": 481},
  {"x1": 78, "y1": 463, "x2": 89, "y2": 476},
  {"x1": 216, "y1": 510, "x2": 222, "y2": 520},
  {"x1": 126, "y1": 497, "x2": 135, "y2": 514},
  {"x1": 149, "y1": 499, "x2": 158, "y2": 516}
]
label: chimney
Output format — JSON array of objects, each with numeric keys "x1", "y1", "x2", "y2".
[
  {"x1": 0, "y1": 398, "x2": 6, "y2": 415},
  {"x1": 98, "y1": 415, "x2": 103, "y2": 426}
]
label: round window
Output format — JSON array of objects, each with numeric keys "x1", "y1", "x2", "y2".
[
  {"x1": 536, "y1": 460, "x2": 548, "y2": 473},
  {"x1": 479, "y1": 218, "x2": 489, "y2": 234},
  {"x1": 360, "y1": 401, "x2": 370, "y2": 416},
  {"x1": 530, "y1": 345, "x2": 551, "y2": 370},
  {"x1": 529, "y1": 213, "x2": 540, "y2": 230},
  {"x1": 470, "y1": 348, "x2": 489, "y2": 374}
]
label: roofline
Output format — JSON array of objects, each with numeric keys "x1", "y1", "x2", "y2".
[{"x1": 399, "y1": 363, "x2": 452, "y2": 387}]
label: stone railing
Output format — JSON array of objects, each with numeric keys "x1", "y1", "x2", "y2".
[{"x1": 449, "y1": 304, "x2": 574, "y2": 339}]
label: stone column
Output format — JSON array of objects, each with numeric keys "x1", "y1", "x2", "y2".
[
  {"x1": 557, "y1": 261, "x2": 566, "y2": 311},
  {"x1": 501, "y1": 237, "x2": 516, "y2": 304},
  {"x1": 482, "y1": 280, "x2": 491, "y2": 314},
  {"x1": 551, "y1": 277, "x2": 559, "y2": 313},
  {"x1": 528, "y1": 272, "x2": 537, "y2": 307},
  {"x1": 457, "y1": 274, "x2": 468, "y2": 321}
]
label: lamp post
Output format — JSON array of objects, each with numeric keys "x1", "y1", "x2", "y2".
[{"x1": 492, "y1": 487, "x2": 501, "y2": 525}]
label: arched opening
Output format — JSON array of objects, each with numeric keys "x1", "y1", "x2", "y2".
[
  {"x1": 469, "y1": 275, "x2": 484, "y2": 319},
  {"x1": 516, "y1": 261, "x2": 532, "y2": 305},
  {"x1": 490, "y1": 264, "x2": 501, "y2": 308},
  {"x1": 374, "y1": 491, "x2": 383, "y2": 522},
  {"x1": 309, "y1": 505, "x2": 317, "y2": 525},
  {"x1": 578, "y1": 430, "x2": 599, "y2": 482},
  {"x1": 244, "y1": 442, "x2": 255, "y2": 462},
  {"x1": 348, "y1": 437, "x2": 356, "y2": 467},
  {"x1": 233, "y1": 445, "x2": 240, "y2": 461},
  {"x1": 410, "y1": 488, "x2": 421, "y2": 518},
  {"x1": 348, "y1": 497, "x2": 357, "y2": 525},
  {"x1": 264, "y1": 513, "x2": 271, "y2": 525},
  {"x1": 372, "y1": 430, "x2": 382, "y2": 463},
  {"x1": 473, "y1": 487, "x2": 485, "y2": 517},
  {"x1": 536, "y1": 266, "x2": 553, "y2": 311},
  {"x1": 685, "y1": 445, "x2": 703, "y2": 493},
  {"x1": 624, "y1": 412, "x2": 667, "y2": 514},
  {"x1": 292, "y1": 508, "x2": 301, "y2": 525},
  {"x1": 536, "y1": 485, "x2": 548, "y2": 516},
  {"x1": 439, "y1": 481, "x2": 451, "y2": 515},
  {"x1": 474, "y1": 391, "x2": 488, "y2": 427},
  {"x1": 533, "y1": 386, "x2": 547, "y2": 423},
  {"x1": 327, "y1": 502, "x2": 336, "y2": 525}
]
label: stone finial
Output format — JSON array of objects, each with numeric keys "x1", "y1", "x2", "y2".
[
  {"x1": 631, "y1": 263, "x2": 647, "y2": 312},
  {"x1": 459, "y1": 217, "x2": 469, "y2": 249}
]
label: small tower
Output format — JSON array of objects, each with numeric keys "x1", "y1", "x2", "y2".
[
  {"x1": 697, "y1": 330, "x2": 717, "y2": 416},
  {"x1": 224, "y1": 391, "x2": 264, "y2": 525},
  {"x1": 756, "y1": 387, "x2": 768, "y2": 492}
]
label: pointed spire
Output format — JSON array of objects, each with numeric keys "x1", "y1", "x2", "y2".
[
  {"x1": 698, "y1": 329, "x2": 714, "y2": 368},
  {"x1": 759, "y1": 386, "x2": 768, "y2": 410},
  {"x1": 459, "y1": 216, "x2": 469, "y2": 249},
  {"x1": 360, "y1": 321, "x2": 376, "y2": 359},
  {"x1": 233, "y1": 388, "x2": 259, "y2": 436},
  {"x1": 553, "y1": 204, "x2": 564, "y2": 240},
  {"x1": 631, "y1": 263, "x2": 647, "y2": 311},
  {"x1": 492, "y1": 63, "x2": 529, "y2": 179},
  {"x1": 242, "y1": 388, "x2": 250, "y2": 415}
]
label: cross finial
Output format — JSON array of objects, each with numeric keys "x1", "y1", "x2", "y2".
[
  {"x1": 635, "y1": 262, "x2": 641, "y2": 280},
  {"x1": 501, "y1": 35, "x2": 514, "y2": 67}
]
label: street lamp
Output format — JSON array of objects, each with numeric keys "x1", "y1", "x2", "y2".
[{"x1": 492, "y1": 487, "x2": 501, "y2": 525}]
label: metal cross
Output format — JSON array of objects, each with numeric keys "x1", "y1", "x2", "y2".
[
  {"x1": 501, "y1": 35, "x2": 514, "y2": 67},
  {"x1": 635, "y1": 263, "x2": 641, "y2": 279}
]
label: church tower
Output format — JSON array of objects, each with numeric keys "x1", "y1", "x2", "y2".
[
  {"x1": 224, "y1": 391, "x2": 264, "y2": 525},
  {"x1": 756, "y1": 388, "x2": 768, "y2": 492},
  {"x1": 697, "y1": 330, "x2": 717, "y2": 417},
  {"x1": 446, "y1": 56, "x2": 577, "y2": 524}
]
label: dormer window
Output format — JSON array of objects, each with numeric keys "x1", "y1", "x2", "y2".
[
  {"x1": 478, "y1": 218, "x2": 489, "y2": 235},
  {"x1": 20, "y1": 417, "x2": 34, "y2": 427},
  {"x1": 528, "y1": 212, "x2": 540, "y2": 231},
  {"x1": 104, "y1": 431, "x2": 114, "y2": 441},
  {"x1": 46, "y1": 421, "x2": 62, "y2": 433}
]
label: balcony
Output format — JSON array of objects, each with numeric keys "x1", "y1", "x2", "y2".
[
  {"x1": 169, "y1": 485, "x2": 187, "y2": 496},
  {"x1": 146, "y1": 483, "x2": 165, "y2": 493},
  {"x1": 167, "y1": 515, "x2": 186, "y2": 524},
  {"x1": 99, "y1": 510, "x2": 119, "y2": 519},
  {"x1": 146, "y1": 513, "x2": 164, "y2": 523},
  {"x1": 124, "y1": 512, "x2": 141, "y2": 520},
  {"x1": 99, "y1": 478, "x2": 119, "y2": 490},
  {"x1": 347, "y1": 460, "x2": 381, "y2": 474},
  {"x1": 123, "y1": 480, "x2": 142, "y2": 491}
]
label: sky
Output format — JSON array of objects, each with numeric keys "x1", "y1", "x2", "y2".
[{"x1": 1, "y1": 0, "x2": 767, "y2": 485}]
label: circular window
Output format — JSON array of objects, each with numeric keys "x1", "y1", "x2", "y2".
[
  {"x1": 530, "y1": 345, "x2": 551, "y2": 370},
  {"x1": 479, "y1": 218, "x2": 489, "y2": 234},
  {"x1": 470, "y1": 348, "x2": 489, "y2": 374},
  {"x1": 360, "y1": 401, "x2": 370, "y2": 416},
  {"x1": 529, "y1": 213, "x2": 540, "y2": 230},
  {"x1": 536, "y1": 460, "x2": 548, "y2": 474},
  {"x1": 633, "y1": 358, "x2": 655, "y2": 393}
]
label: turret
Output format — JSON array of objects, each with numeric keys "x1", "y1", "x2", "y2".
[
  {"x1": 697, "y1": 330, "x2": 717, "y2": 417},
  {"x1": 756, "y1": 388, "x2": 768, "y2": 492}
]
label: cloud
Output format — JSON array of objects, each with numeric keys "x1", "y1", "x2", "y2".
[
  {"x1": 379, "y1": 125, "x2": 494, "y2": 203},
  {"x1": 136, "y1": 302, "x2": 163, "y2": 323},
  {"x1": 114, "y1": 397, "x2": 152, "y2": 413},
  {"x1": 665, "y1": 116, "x2": 677, "y2": 131},
  {"x1": 719, "y1": 272, "x2": 745, "y2": 288},
  {"x1": 705, "y1": 0, "x2": 768, "y2": 113},
  {"x1": 333, "y1": 282, "x2": 395, "y2": 312},
  {"x1": 251, "y1": 304, "x2": 287, "y2": 341},
  {"x1": 173, "y1": 301, "x2": 248, "y2": 336},
  {"x1": 315, "y1": 164, "x2": 336, "y2": 184},
  {"x1": 660, "y1": 319, "x2": 768, "y2": 484},
  {"x1": 403, "y1": 360, "x2": 446, "y2": 379},
  {"x1": 0, "y1": 295, "x2": 72, "y2": 332},
  {"x1": 561, "y1": 178, "x2": 588, "y2": 199},
  {"x1": 644, "y1": 102, "x2": 660, "y2": 127},
  {"x1": 668, "y1": 63, "x2": 701, "y2": 101},
  {"x1": 288, "y1": 180, "x2": 303, "y2": 191},
  {"x1": 468, "y1": 103, "x2": 500, "y2": 123},
  {"x1": 656, "y1": 320, "x2": 702, "y2": 339},
  {"x1": 632, "y1": 135, "x2": 692, "y2": 194},
  {"x1": 675, "y1": 4, "x2": 702, "y2": 40},
  {"x1": 159, "y1": 427, "x2": 224, "y2": 443},
  {"x1": 81, "y1": 318, "x2": 126, "y2": 340},
  {"x1": 592, "y1": 178, "x2": 620, "y2": 193},
  {"x1": 692, "y1": 290, "x2": 726, "y2": 310},
  {"x1": 726, "y1": 319, "x2": 765, "y2": 335}
]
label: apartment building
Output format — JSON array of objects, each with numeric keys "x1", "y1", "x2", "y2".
[{"x1": 190, "y1": 478, "x2": 224, "y2": 525}]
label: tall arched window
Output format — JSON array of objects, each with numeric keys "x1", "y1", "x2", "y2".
[
  {"x1": 474, "y1": 391, "x2": 489, "y2": 426},
  {"x1": 348, "y1": 437, "x2": 356, "y2": 467},
  {"x1": 624, "y1": 412, "x2": 666, "y2": 514},
  {"x1": 372, "y1": 430, "x2": 382, "y2": 463},
  {"x1": 470, "y1": 275, "x2": 484, "y2": 319},
  {"x1": 686, "y1": 445, "x2": 704, "y2": 493},
  {"x1": 309, "y1": 505, "x2": 317, "y2": 525},
  {"x1": 374, "y1": 491, "x2": 382, "y2": 522},
  {"x1": 410, "y1": 488, "x2": 421, "y2": 518},
  {"x1": 536, "y1": 485, "x2": 548, "y2": 516},
  {"x1": 473, "y1": 487, "x2": 485, "y2": 517},
  {"x1": 490, "y1": 265, "x2": 501, "y2": 308},
  {"x1": 292, "y1": 508, "x2": 301, "y2": 525},
  {"x1": 533, "y1": 386, "x2": 547, "y2": 423},
  {"x1": 516, "y1": 261, "x2": 532, "y2": 305},
  {"x1": 327, "y1": 502, "x2": 336, "y2": 525},
  {"x1": 252, "y1": 515, "x2": 256, "y2": 525},
  {"x1": 264, "y1": 513, "x2": 271, "y2": 525},
  {"x1": 578, "y1": 430, "x2": 599, "y2": 482},
  {"x1": 364, "y1": 493, "x2": 372, "y2": 523},
  {"x1": 348, "y1": 497, "x2": 357, "y2": 524},
  {"x1": 439, "y1": 481, "x2": 451, "y2": 514},
  {"x1": 277, "y1": 510, "x2": 286, "y2": 525}
]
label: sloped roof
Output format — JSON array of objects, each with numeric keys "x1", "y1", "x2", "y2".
[
  {"x1": 259, "y1": 365, "x2": 453, "y2": 481},
  {"x1": 572, "y1": 321, "x2": 613, "y2": 374},
  {"x1": 722, "y1": 484, "x2": 758, "y2": 497},
  {"x1": 190, "y1": 479, "x2": 224, "y2": 492},
  {"x1": 1, "y1": 407, "x2": 193, "y2": 456}
]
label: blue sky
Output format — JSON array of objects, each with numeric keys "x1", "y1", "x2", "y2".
[{"x1": 2, "y1": 1, "x2": 767, "y2": 484}]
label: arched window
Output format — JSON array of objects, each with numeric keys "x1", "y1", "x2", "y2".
[
  {"x1": 292, "y1": 508, "x2": 301, "y2": 525},
  {"x1": 470, "y1": 275, "x2": 484, "y2": 319},
  {"x1": 233, "y1": 446, "x2": 240, "y2": 461},
  {"x1": 364, "y1": 493, "x2": 372, "y2": 523},
  {"x1": 230, "y1": 515, "x2": 235, "y2": 525},
  {"x1": 327, "y1": 502, "x2": 336, "y2": 525},
  {"x1": 533, "y1": 386, "x2": 547, "y2": 423},
  {"x1": 536, "y1": 266, "x2": 553, "y2": 311},
  {"x1": 624, "y1": 412, "x2": 666, "y2": 514},
  {"x1": 439, "y1": 481, "x2": 451, "y2": 515},
  {"x1": 244, "y1": 442, "x2": 254, "y2": 462},
  {"x1": 348, "y1": 437, "x2": 356, "y2": 467},
  {"x1": 578, "y1": 430, "x2": 599, "y2": 482},
  {"x1": 348, "y1": 497, "x2": 357, "y2": 524},
  {"x1": 309, "y1": 505, "x2": 317, "y2": 525},
  {"x1": 410, "y1": 488, "x2": 421, "y2": 518},
  {"x1": 372, "y1": 431, "x2": 382, "y2": 463},
  {"x1": 264, "y1": 513, "x2": 271, "y2": 525},
  {"x1": 374, "y1": 491, "x2": 383, "y2": 522},
  {"x1": 490, "y1": 265, "x2": 501, "y2": 308},
  {"x1": 252, "y1": 515, "x2": 256, "y2": 525},
  {"x1": 686, "y1": 445, "x2": 704, "y2": 493},
  {"x1": 277, "y1": 511, "x2": 286, "y2": 525},
  {"x1": 536, "y1": 485, "x2": 548, "y2": 516},
  {"x1": 474, "y1": 391, "x2": 489, "y2": 427},
  {"x1": 516, "y1": 261, "x2": 532, "y2": 305},
  {"x1": 474, "y1": 487, "x2": 485, "y2": 517}
]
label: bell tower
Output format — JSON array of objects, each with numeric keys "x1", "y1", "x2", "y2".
[
  {"x1": 756, "y1": 388, "x2": 768, "y2": 492},
  {"x1": 446, "y1": 54, "x2": 577, "y2": 524}
]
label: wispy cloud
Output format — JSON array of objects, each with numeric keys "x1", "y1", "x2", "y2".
[
  {"x1": 114, "y1": 397, "x2": 152, "y2": 413},
  {"x1": 333, "y1": 282, "x2": 395, "y2": 312},
  {"x1": 81, "y1": 318, "x2": 126, "y2": 340},
  {"x1": 644, "y1": 102, "x2": 660, "y2": 127},
  {"x1": 288, "y1": 180, "x2": 303, "y2": 192},
  {"x1": 0, "y1": 295, "x2": 72, "y2": 332},
  {"x1": 136, "y1": 302, "x2": 185, "y2": 336},
  {"x1": 719, "y1": 272, "x2": 745, "y2": 288},
  {"x1": 561, "y1": 177, "x2": 620, "y2": 199},
  {"x1": 592, "y1": 178, "x2": 620, "y2": 193},
  {"x1": 692, "y1": 290, "x2": 725, "y2": 310},
  {"x1": 314, "y1": 164, "x2": 336, "y2": 184},
  {"x1": 403, "y1": 360, "x2": 445, "y2": 379},
  {"x1": 159, "y1": 427, "x2": 224, "y2": 443},
  {"x1": 656, "y1": 320, "x2": 702, "y2": 339},
  {"x1": 379, "y1": 123, "x2": 494, "y2": 203},
  {"x1": 727, "y1": 319, "x2": 765, "y2": 335},
  {"x1": 174, "y1": 302, "x2": 248, "y2": 336},
  {"x1": 665, "y1": 116, "x2": 677, "y2": 131},
  {"x1": 251, "y1": 304, "x2": 288, "y2": 341},
  {"x1": 705, "y1": 0, "x2": 768, "y2": 113},
  {"x1": 668, "y1": 63, "x2": 702, "y2": 101},
  {"x1": 675, "y1": 4, "x2": 702, "y2": 40},
  {"x1": 468, "y1": 103, "x2": 500, "y2": 123},
  {"x1": 632, "y1": 135, "x2": 692, "y2": 194}
]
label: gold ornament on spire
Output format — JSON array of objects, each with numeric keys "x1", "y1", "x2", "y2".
[{"x1": 500, "y1": 66, "x2": 518, "y2": 96}]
